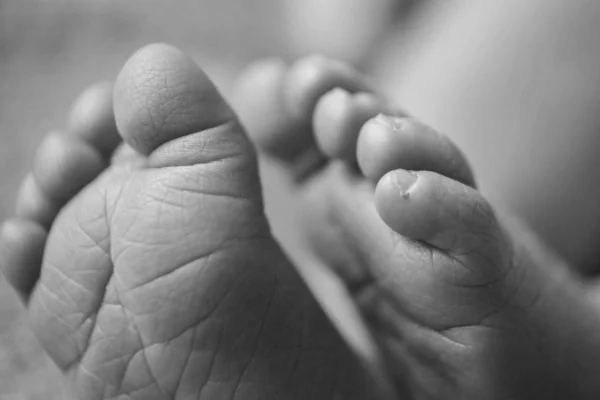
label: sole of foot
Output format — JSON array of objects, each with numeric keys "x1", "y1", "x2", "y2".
[
  {"x1": 0, "y1": 45, "x2": 378, "y2": 400},
  {"x1": 234, "y1": 54, "x2": 600, "y2": 399}
]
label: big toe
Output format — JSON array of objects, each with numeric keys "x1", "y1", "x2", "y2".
[{"x1": 114, "y1": 44, "x2": 258, "y2": 180}]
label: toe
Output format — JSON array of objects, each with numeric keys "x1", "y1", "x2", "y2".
[
  {"x1": 313, "y1": 89, "x2": 391, "y2": 160},
  {"x1": 375, "y1": 169, "x2": 509, "y2": 282},
  {"x1": 0, "y1": 218, "x2": 47, "y2": 300},
  {"x1": 235, "y1": 55, "x2": 374, "y2": 169},
  {"x1": 5, "y1": 83, "x2": 118, "y2": 298},
  {"x1": 15, "y1": 173, "x2": 60, "y2": 229},
  {"x1": 283, "y1": 55, "x2": 374, "y2": 122},
  {"x1": 358, "y1": 115, "x2": 476, "y2": 186},
  {"x1": 15, "y1": 82, "x2": 121, "y2": 230},
  {"x1": 32, "y1": 132, "x2": 107, "y2": 205},
  {"x1": 113, "y1": 43, "x2": 264, "y2": 201},
  {"x1": 234, "y1": 58, "x2": 310, "y2": 161},
  {"x1": 66, "y1": 82, "x2": 122, "y2": 159},
  {"x1": 113, "y1": 43, "x2": 243, "y2": 165},
  {"x1": 15, "y1": 131, "x2": 107, "y2": 229}
]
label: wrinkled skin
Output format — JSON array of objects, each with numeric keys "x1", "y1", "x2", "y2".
[
  {"x1": 234, "y1": 55, "x2": 600, "y2": 399},
  {"x1": 5, "y1": 43, "x2": 600, "y2": 400},
  {"x1": 17, "y1": 45, "x2": 370, "y2": 400},
  {"x1": 299, "y1": 164, "x2": 600, "y2": 399}
]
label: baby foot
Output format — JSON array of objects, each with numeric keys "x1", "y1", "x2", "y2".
[
  {"x1": 0, "y1": 45, "x2": 373, "y2": 400},
  {"x1": 235, "y1": 55, "x2": 600, "y2": 399}
]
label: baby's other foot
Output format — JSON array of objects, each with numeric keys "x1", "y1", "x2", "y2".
[
  {"x1": 0, "y1": 45, "x2": 372, "y2": 400},
  {"x1": 236, "y1": 56, "x2": 600, "y2": 399}
]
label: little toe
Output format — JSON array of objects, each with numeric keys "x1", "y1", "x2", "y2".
[
  {"x1": 0, "y1": 218, "x2": 47, "y2": 300},
  {"x1": 234, "y1": 57, "x2": 329, "y2": 183},
  {"x1": 235, "y1": 55, "x2": 376, "y2": 184},
  {"x1": 4, "y1": 83, "x2": 118, "y2": 299},
  {"x1": 313, "y1": 89, "x2": 392, "y2": 160},
  {"x1": 280, "y1": 55, "x2": 376, "y2": 174},
  {"x1": 15, "y1": 82, "x2": 122, "y2": 229},
  {"x1": 14, "y1": 173, "x2": 60, "y2": 229},
  {"x1": 375, "y1": 169, "x2": 509, "y2": 285},
  {"x1": 31, "y1": 132, "x2": 107, "y2": 205},
  {"x1": 66, "y1": 81, "x2": 122, "y2": 159},
  {"x1": 233, "y1": 58, "x2": 309, "y2": 161},
  {"x1": 15, "y1": 131, "x2": 106, "y2": 229},
  {"x1": 358, "y1": 115, "x2": 476, "y2": 186},
  {"x1": 283, "y1": 54, "x2": 374, "y2": 122}
]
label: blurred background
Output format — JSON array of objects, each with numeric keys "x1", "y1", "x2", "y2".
[{"x1": 2, "y1": 0, "x2": 600, "y2": 398}]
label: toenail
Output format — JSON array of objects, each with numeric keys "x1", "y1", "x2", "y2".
[
  {"x1": 374, "y1": 114, "x2": 408, "y2": 132},
  {"x1": 391, "y1": 170, "x2": 418, "y2": 199}
]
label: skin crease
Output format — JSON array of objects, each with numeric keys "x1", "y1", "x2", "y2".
[
  {"x1": 235, "y1": 54, "x2": 600, "y2": 399},
  {"x1": 5, "y1": 3, "x2": 600, "y2": 395},
  {"x1": 14, "y1": 46, "x2": 596, "y2": 399},
  {"x1": 2, "y1": 45, "x2": 373, "y2": 400}
]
